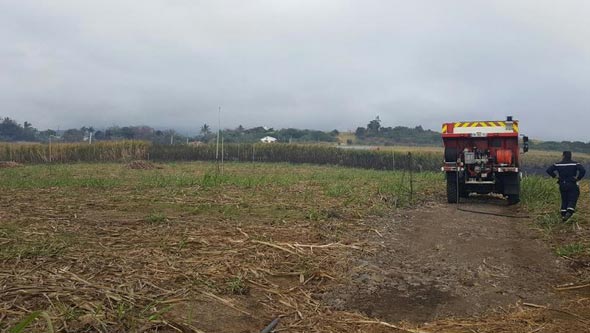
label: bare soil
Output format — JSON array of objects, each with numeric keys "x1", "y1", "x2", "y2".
[{"x1": 323, "y1": 196, "x2": 574, "y2": 324}]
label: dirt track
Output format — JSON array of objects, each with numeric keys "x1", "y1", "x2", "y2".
[{"x1": 325, "y1": 196, "x2": 574, "y2": 323}]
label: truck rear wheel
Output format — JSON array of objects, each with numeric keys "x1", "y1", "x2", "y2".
[
  {"x1": 507, "y1": 194, "x2": 520, "y2": 205},
  {"x1": 446, "y1": 172, "x2": 458, "y2": 203}
]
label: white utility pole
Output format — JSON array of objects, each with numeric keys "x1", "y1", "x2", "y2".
[{"x1": 215, "y1": 107, "x2": 221, "y2": 160}]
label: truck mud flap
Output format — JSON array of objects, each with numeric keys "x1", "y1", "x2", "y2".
[
  {"x1": 444, "y1": 147, "x2": 458, "y2": 162},
  {"x1": 501, "y1": 173, "x2": 520, "y2": 195}
]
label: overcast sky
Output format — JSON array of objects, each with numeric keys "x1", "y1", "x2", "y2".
[{"x1": 1, "y1": 1, "x2": 589, "y2": 140}]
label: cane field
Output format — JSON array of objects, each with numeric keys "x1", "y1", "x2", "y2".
[{"x1": 1, "y1": 142, "x2": 589, "y2": 332}]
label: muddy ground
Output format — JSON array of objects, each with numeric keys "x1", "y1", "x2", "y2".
[{"x1": 324, "y1": 197, "x2": 575, "y2": 324}]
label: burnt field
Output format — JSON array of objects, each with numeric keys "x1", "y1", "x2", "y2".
[{"x1": 1, "y1": 162, "x2": 589, "y2": 332}]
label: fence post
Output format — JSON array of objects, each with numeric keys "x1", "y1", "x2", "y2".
[{"x1": 408, "y1": 152, "x2": 413, "y2": 204}]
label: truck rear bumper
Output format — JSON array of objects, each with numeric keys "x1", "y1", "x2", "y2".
[
  {"x1": 441, "y1": 166, "x2": 464, "y2": 172},
  {"x1": 441, "y1": 166, "x2": 519, "y2": 173},
  {"x1": 493, "y1": 167, "x2": 519, "y2": 172}
]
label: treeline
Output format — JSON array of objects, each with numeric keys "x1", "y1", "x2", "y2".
[
  {"x1": 0, "y1": 117, "x2": 178, "y2": 143},
  {"x1": 530, "y1": 141, "x2": 590, "y2": 154},
  {"x1": 6, "y1": 115, "x2": 588, "y2": 153},
  {"x1": 0, "y1": 118, "x2": 51, "y2": 142},
  {"x1": 354, "y1": 116, "x2": 440, "y2": 145},
  {"x1": 0, "y1": 117, "x2": 338, "y2": 144},
  {"x1": 212, "y1": 126, "x2": 338, "y2": 143},
  {"x1": 0, "y1": 116, "x2": 441, "y2": 146}
]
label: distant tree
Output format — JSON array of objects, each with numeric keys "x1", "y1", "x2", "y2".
[
  {"x1": 355, "y1": 127, "x2": 366, "y2": 138},
  {"x1": 93, "y1": 130, "x2": 104, "y2": 140},
  {"x1": 120, "y1": 127, "x2": 135, "y2": 139},
  {"x1": 163, "y1": 129, "x2": 176, "y2": 144},
  {"x1": 37, "y1": 129, "x2": 56, "y2": 142},
  {"x1": 367, "y1": 116, "x2": 381, "y2": 133},
  {"x1": 353, "y1": 116, "x2": 442, "y2": 145},
  {"x1": 0, "y1": 117, "x2": 22, "y2": 140},
  {"x1": 245, "y1": 126, "x2": 268, "y2": 134},
  {"x1": 62, "y1": 128, "x2": 84, "y2": 142},
  {"x1": 22, "y1": 121, "x2": 37, "y2": 141},
  {"x1": 330, "y1": 129, "x2": 340, "y2": 136},
  {"x1": 200, "y1": 124, "x2": 211, "y2": 135},
  {"x1": 132, "y1": 126, "x2": 154, "y2": 140},
  {"x1": 39, "y1": 129, "x2": 57, "y2": 137},
  {"x1": 0, "y1": 117, "x2": 38, "y2": 141}
]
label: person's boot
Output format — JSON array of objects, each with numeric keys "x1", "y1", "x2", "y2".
[{"x1": 563, "y1": 211, "x2": 573, "y2": 222}]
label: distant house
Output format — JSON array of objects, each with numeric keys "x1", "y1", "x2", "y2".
[{"x1": 260, "y1": 136, "x2": 277, "y2": 143}]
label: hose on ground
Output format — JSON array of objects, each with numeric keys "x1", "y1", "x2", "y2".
[
  {"x1": 456, "y1": 207, "x2": 530, "y2": 219},
  {"x1": 260, "y1": 318, "x2": 280, "y2": 333}
]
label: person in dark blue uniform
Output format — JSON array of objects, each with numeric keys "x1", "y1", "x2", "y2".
[{"x1": 546, "y1": 151, "x2": 586, "y2": 221}]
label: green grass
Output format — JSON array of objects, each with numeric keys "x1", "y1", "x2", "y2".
[
  {"x1": 555, "y1": 243, "x2": 589, "y2": 257},
  {"x1": 9, "y1": 311, "x2": 54, "y2": 333},
  {"x1": 521, "y1": 176, "x2": 560, "y2": 214},
  {"x1": 521, "y1": 175, "x2": 590, "y2": 265},
  {"x1": 0, "y1": 162, "x2": 443, "y2": 207},
  {"x1": 145, "y1": 212, "x2": 168, "y2": 224},
  {"x1": 521, "y1": 175, "x2": 588, "y2": 228},
  {"x1": 226, "y1": 275, "x2": 249, "y2": 295}
]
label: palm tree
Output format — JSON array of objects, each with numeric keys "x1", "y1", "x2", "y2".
[{"x1": 200, "y1": 124, "x2": 211, "y2": 135}]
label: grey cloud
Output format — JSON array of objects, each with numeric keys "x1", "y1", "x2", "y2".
[{"x1": 1, "y1": 0, "x2": 589, "y2": 140}]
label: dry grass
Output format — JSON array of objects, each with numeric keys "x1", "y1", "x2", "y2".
[
  {"x1": 125, "y1": 160, "x2": 160, "y2": 170},
  {"x1": 0, "y1": 141, "x2": 148, "y2": 163},
  {"x1": 0, "y1": 162, "x2": 588, "y2": 332},
  {"x1": 0, "y1": 161, "x2": 23, "y2": 168},
  {"x1": 0, "y1": 162, "x2": 438, "y2": 332},
  {"x1": 2, "y1": 141, "x2": 585, "y2": 174}
]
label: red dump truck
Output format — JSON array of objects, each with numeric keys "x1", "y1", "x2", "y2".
[{"x1": 441, "y1": 116, "x2": 529, "y2": 204}]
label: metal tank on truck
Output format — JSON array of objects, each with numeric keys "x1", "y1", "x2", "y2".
[{"x1": 441, "y1": 116, "x2": 529, "y2": 204}]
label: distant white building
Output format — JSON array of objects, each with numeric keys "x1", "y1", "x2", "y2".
[{"x1": 260, "y1": 136, "x2": 277, "y2": 143}]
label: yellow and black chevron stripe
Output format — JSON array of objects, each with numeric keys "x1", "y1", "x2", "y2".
[
  {"x1": 454, "y1": 121, "x2": 507, "y2": 127},
  {"x1": 443, "y1": 121, "x2": 519, "y2": 133}
]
